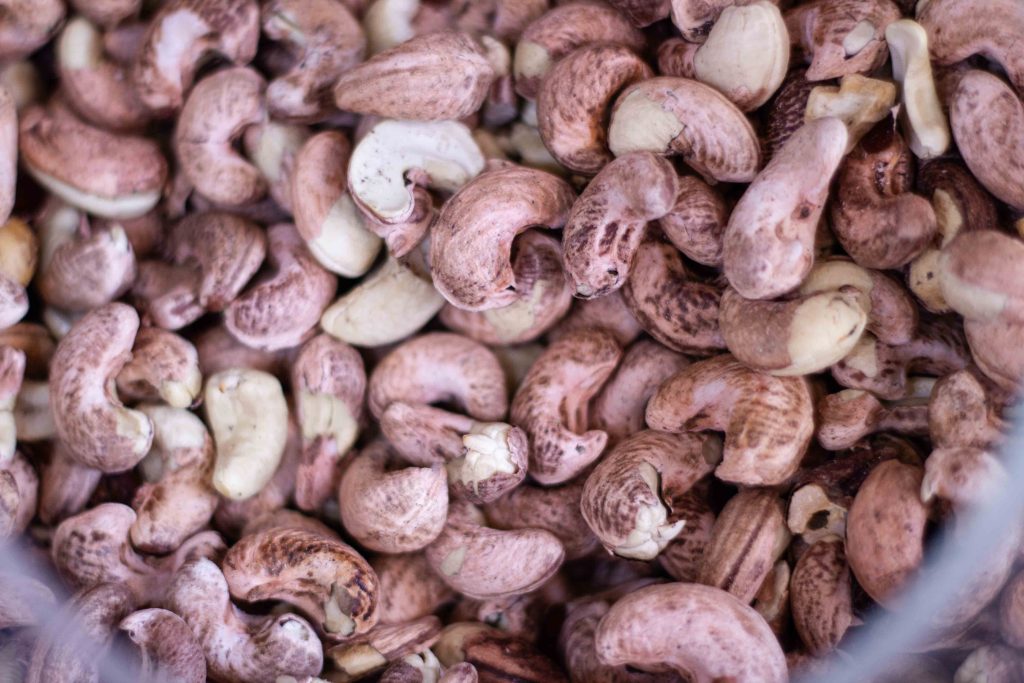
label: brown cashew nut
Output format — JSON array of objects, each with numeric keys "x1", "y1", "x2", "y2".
[
  {"x1": 511, "y1": 328, "x2": 621, "y2": 485},
  {"x1": 608, "y1": 76, "x2": 762, "y2": 183},
  {"x1": 594, "y1": 582, "x2": 787, "y2": 682},
  {"x1": 537, "y1": 44, "x2": 652, "y2": 175},
  {"x1": 591, "y1": 338, "x2": 690, "y2": 446},
  {"x1": 68, "y1": 0, "x2": 140, "y2": 27},
  {"x1": 52, "y1": 503, "x2": 225, "y2": 605},
  {"x1": 425, "y1": 501, "x2": 565, "y2": 600},
  {"x1": 339, "y1": 440, "x2": 449, "y2": 553},
  {"x1": 241, "y1": 508, "x2": 340, "y2": 540},
  {"x1": 657, "y1": 175, "x2": 728, "y2": 267},
  {"x1": 49, "y1": 303, "x2": 154, "y2": 472},
  {"x1": 174, "y1": 66, "x2": 268, "y2": 207},
  {"x1": 581, "y1": 430, "x2": 721, "y2": 560},
  {"x1": 132, "y1": 0, "x2": 260, "y2": 115},
  {"x1": 372, "y1": 552, "x2": 455, "y2": 625},
  {"x1": 115, "y1": 327, "x2": 202, "y2": 409},
  {"x1": 224, "y1": 223, "x2": 337, "y2": 351},
  {"x1": 562, "y1": 152, "x2": 678, "y2": 298},
  {"x1": 167, "y1": 558, "x2": 323, "y2": 683},
  {"x1": 551, "y1": 289, "x2": 644, "y2": 347},
  {"x1": 939, "y1": 230, "x2": 1024, "y2": 326},
  {"x1": 928, "y1": 369, "x2": 1006, "y2": 450},
  {"x1": 326, "y1": 616, "x2": 442, "y2": 681},
  {"x1": 622, "y1": 237, "x2": 725, "y2": 355},
  {"x1": 129, "y1": 405, "x2": 217, "y2": 554},
  {"x1": 335, "y1": 30, "x2": 495, "y2": 121},
  {"x1": 659, "y1": 491, "x2": 716, "y2": 582},
  {"x1": 816, "y1": 385, "x2": 931, "y2": 451},
  {"x1": 484, "y1": 477, "x2": 600, "y2": 560},
  {"x1": 785, "y1": 0, "x2": 902, "y2": 81},
  {"x1": 964, "y1": 317, "x2": 1024, "y2": 394},
  {"x1": 435, "y1": 622, "x2": 566, "y2": 682},
  {"x1": 830, "y1": 120, "x2": 937, "y2": 270},
  {"x1": 647, "y1": 354, "x2": 814, "y2": 486},
  {"x1": 37, "y1": 440, "x2": 100, "y2": 526},
  {"x1": 263, "y1": 0, "x2": 365, "y2": 120},
  {"x1": 723, "y1": 117, "x2": 848, "y2": 300},
  {"x1": 0, "y1": 451, "x2": 36, "y2": 538},
  {"x1": 0, "y1": 0, "x2": 65, "y2": 61},
  {"x1": 19, "y1": 102, "x2": 168, "y2": 219},
  {"x1": 606, "y1": 0, "x2": 670, "y2": 26},
  {"x1": 431, "y1": 164, "x2": 575, "y2": 311},
  {"x1": 790, "y1": 536, "x2": 854, "y2": 656},
  {"x1": 763, "y1": 67, "x2": 816, "y2": 160},
  {"x1": 513, "y1": 2, "x2": 644, "y2": 100},
  {"x1": 119, "y1": 608, "x2": 206, "y2": 683},
  {"x1": 440, "y1": 230, "x2": 573, "y2": 345}
]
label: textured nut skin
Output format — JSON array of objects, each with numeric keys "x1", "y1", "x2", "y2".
[
  {"x1": 326, "y1": 616, "x2": 442, "y2": 680},
  {"x1": 816, "y1": 388, "x2": 929, "y2": 451},
  {"x1": 551, "y1": 289, "x2": 643, "y2": 347},
  {"x1": 537, "y1": 44, "x2": 652, "y2": 175},
  {"x1": 763, "y1": 68, "x2": 816, "y2": 161},
  {"x1": 786, "y1": 0, "x2": 902, "y2": 81},
  {"x1": 511, "y1": 328, "x2": 621, "y2": 485},
  {"x1": 222, "y1": 526, "x2": 380, "y2": 640},
  {"x1": 949, "y1": 70, "x2": 1024, "y2": 212},
  {"x1": 669, "y1": 0, "x2": 779, "y2": 43},
  {"x1": 431, "y1": 165, "x2": 575, "y2": 311},
  {"x1": 790, "y1": 536, "x2": 853, "y2": 655},
  {"x1": 435, "y1": 622, "x2": 566, "y2": 682},
  {"x1": 0, "y1": 451, "x2": 36, "y2": 537},
  {"x1": 594, "y1": 582, "x2": 787, "y2": 683},
  {"x1": 698, "y1": 488, "x2": 789, "y2": 603},
  {"x1": 964, "y1": 317, "x2": 1024, "y2": 393},
  {"x1": 372, "y1": 552, "x2": 455, "y2": 625},
  {"x1": 607, "y1": 0, "x2": 670, "y2": 26},
  {"x1": 514, "y1": 2, "x2": 644, "y2": 100},
  {"x1": 563, "y1": 152, "x2": 678, "y2": 298},
  {"x1": 939, "y1": 230, "x2": 1024, "y2": 325},
  {"x1": 622, "y1": 237, "x2": 725, "y2": 355},
  {"x1": 485, "y1": 478, "x2": 600, "y2": 560},
  {"x1": 608, "y1": 77, "x2": 761, "y2": 183},
  {"x1": 929, "y1": 370, "x2": 1005, "y2": 450},
  {"x1": 379, "y1": 402, "x2": 474, "y2": 466},
  {"x1": 560, "y1": 596, "x2": 669, "y2": 683},
  {"x1": 119, "y1": 608, "x2": 206, "y2": 683},
  {"x1": 658, "y1": 175, "x2": 728, "y2": 267},
  {"x1": 648, "y1": 354, "x2": 814, "y2": 486},
  {"x1": 116, "y1": 327, "x2": 202, "y2": 408},
  {"x1": 723, "y1": 117, "x2": 848, "y2": 300},
  {"x1": 0, "y1": 0, "x2": 65, "y2": 61},
  {"x1": 846, "y1": 459, "x2": 928, "y2": 605},
  {"x1": 37, "y1": 441, "x2": 100, "y2": 526},
  {"x1": 659, "y1": 492, "x2": 716, "y2": 582},
  {"x1": 334, "y1": 31, "x2": 493, "y2": 121}
]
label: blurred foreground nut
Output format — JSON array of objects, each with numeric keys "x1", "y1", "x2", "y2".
[
  {"x1": 222, "y1": 526, "x2": 380, "y2": 640},
  {"x1": 373, "y1": 552, "x2": 455, "y2": 625},
  {"x1": 119, "y1": 608, "x2": 206, "y2": 683},
  {"x1": 0, "y1": 451, "x2": 35, "y2": 538},
  {"x1": 435, "y1": 622, "x2": 567, "y2": 683},
  {"x1": 0, "y1": 0, "x2": 65, "y2": 61}
]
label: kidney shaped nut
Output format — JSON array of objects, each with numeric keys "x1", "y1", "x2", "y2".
[
  {"x1": 431, "y1": 165, "x2": 575, "y2": 311},
  {"x1": 348, "y1": 119, "x2": 484, "y2": 225},
  {"x1": 373, "y1": 553, "x2": 455, "y2": 626},
  {"x1": 115, "y1": 327, "x2": 202, "y2": 409},
  {"x1": 49, "y1": 303, "x2": 153, "y2": 472},
  {"x1": 484, "y1": 477, "x2": 599, "y2": 560},
  {"x1": 119, "y1": 608, "x2": 206, "y2": 683},
  {"x1": 223, "y1": 526, "x2": 380, "y2": 640},
  {"x1": 513, "y1": 2, "x2": 644, "y2": 100},
  {"x1": 723, "y1": 117, "x2": 848, "y2": 300},
  {"x1": 174, "y1": 66, "x2": 268, "y2": 207},
  {"x1": 582, "y1": 430, "x2": 721, "y2": 561},
  {"x1": 326, "y1": 616, "x2": 441, "y2": 681},
  {"x1": 225, "y1": 223, "x2": 337, "y2": 351},
  {"x1": 0, "y1": 0, "x2": 65, "y2": 61},
  {"x1": 511, "y1": 328, "x2": 620, "y2": 485},
  {"x1": 335, "y1": 30, "x2": 494, "y2": 121},
  {"x1": 648, "y1": 354, "x2": 814, "y2": 486},
  {"x1": 608, "y1": 77, "x2": 761, "y2": 183},
  {"x1": 168, "y1": 558, "x2": 323, "y2": 683},
  {"x1": 816, "y1": 385, "x2": 930, "y2": 451},
  {"x1": 805, "y1": 75, "x2": 897, "y2": 153},
  {"x1": 885, "y1": 20, "x2": 951, "y2": 161},
  {"x1": 132, "y1": 0, "x2": 260, "y2": 115},
  {"x1": 263, "y1": 0, "x2": 365, "y2": 120},
  {"x1": 939, "y1": 230, "x2": 1024, "y2": 329},
  {"x1": 130, "y1": 404, "x2": 217, "y2": 554},
  {"x1": 963, "y1": 317, "x2": 1024, "y2": 394},
  {"x1": 790, "y1": 536, "x2": 853, "y2": 656},
  {"x1": 339, "y1": 440, "x2": 449, "y2": 553},
  {"x1": 205, "y1": 368, "x2": 289, "y2": 500},
  {"x1": 928, "y1": 369, "x2": 1005, "y2": 451},
  {"x1": 949, "y1": 69, "x2": 1024, "y2": 212},
  {"x1": 594, "y1": 582, "x2": 787, "y2": 682},
  {"x1": 657, "y1": 175, "x2": 727, "y2": 268},
  {"x1": 562, "y1": 152, "x2": 677, "y2": 298},
  {"x1": 20, "y1": 102, "x2": 168, "y2": 219},
  {"x1": 786, "y1": 0, "x2": 901, "y2": 81},
  {"x1": 435, "y1": 621, "x2": 566, "y2": 682}
]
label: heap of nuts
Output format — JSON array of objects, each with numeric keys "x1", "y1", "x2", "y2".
[{"x1": 0, "y1": 0, "x2": 1023, "y2": 680}]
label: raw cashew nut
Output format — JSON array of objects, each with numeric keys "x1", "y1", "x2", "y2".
[
  {"x1": 326, "y1": 616, "x2": 442, "y2": 681},
  {"x1": 37, "y1": 440, "x2": 100, "y2": 525},
  {"x1": 243, "y1": 120, "x2": 309, "y2": 212},
  {"x1": 938, "y1": 230, "x2": 1024, "y2": 325},
  {"x1": 885, "y1": 19, "x2": 951, "y2": 160},
  {"x1": 928, "y1": 370, "x2": 1006, "y2": 450},
  {"x1": 115, "y1": 327, "x2": 202, "y2": 409},
  {"x1": 49, "y1": 303, "x2": 153, "y2": 472},
  {"x1": 785, "y1": 0, "x2": 902, "y2": 81},
  {"x1": 373, "y1": 552, "x2": 455, "y2": 626},
  {"x1": 119, "y1": 608, "x2": 206, "y2": 683},
  {"x1": 805, "y1": 74, "x2": 897, "y2": 152},
  {"x1": 222, "y1": 526, "x2": 380, "y2": 639},
  {"x1": 0, "y1": 345, "x2": 23, "y2": 462},
  {"x1": 647, "y1": 354, "x2": 814, "y2": 486},
  {"x1": 594, "y1": 582, "x2": 787, "y2": 682},
  {"x1": 551, "y1": 289, "x2": 643, "y2": 347},
  {"x1": 69, "y1": 0, "x2": 140, "y2": 27},
  {"x1": 435, "y1": 622, "x2": 564, "y2": 680},
  {"x1": 817, "y1": 386, "x2": 930, "y2": 451},
  {"x1": 790, "y1": 536, "x2": 853, "y2": 655},
  {"x1": 657, "y1": 175, "x2": 728, "y2": 267},
  {"x1": 484, "y1": 477, "x2": 599, "y2": 560},
  {"x1": 0, "y1": 451, "x2": 35, "y2": 537},
  {"x1": 205, "y1": 368, "x2": 289, "y2": 500},
  {"x1": 0, "y1": 0, "x2": 65, "y2": 61}
]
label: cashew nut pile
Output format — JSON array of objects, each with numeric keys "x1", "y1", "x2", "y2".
[{"x1": 1, "y1": 0, "x2": 1024, "y2": 681}]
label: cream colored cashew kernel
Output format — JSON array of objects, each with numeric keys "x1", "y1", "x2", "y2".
[
  {"x1": 885, "y1": 20, "x2": 950, "y2": 160},
  {"x1": 805, "y1": 75, "x2": 897, "y2": 152}
]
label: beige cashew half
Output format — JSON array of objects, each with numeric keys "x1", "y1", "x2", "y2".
[{"x1": 885, "y1": 19, "x2": 950, "y2": 160}]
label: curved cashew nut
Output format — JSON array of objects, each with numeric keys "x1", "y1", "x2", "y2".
[
  {"x1": 431, "y1": 164, "x2": 575, "y2": 311},
  {"x1": 37, "y1": 440, "x2": 100, "y2": 525},
  {"x1": 19, "y1": 103, "x2": 167, "y2": 219},
  {"x1": 119, "y1": 608, "x2": 206, "y2": 683},
  {"x1": 348, "y1": 119, "x2": 484, "y2": 224},
  {"x1": 52, "y1": 502, "x2": 225, "y2": 605},
  {"x1": 373, "y1": 552, "x2": 455, "y2": 626},
  {"x1": 115, "y1": 327, "x2": 202, "y2": 408},
  {"x1": 790, "y1": 536, "x2": 853, "y2": 656},
  {"x1": 510, "y1": 328, "x2": 621, "y2": 485},
  {"x1": 335, "y1": 30, "x2": 494, "y2": 121},
  {"x1": 447, "y1": 420, "x2": 529, "y2": 505},
  {"x1": 426, "y1": 501, "x2": 565, "y2": 600},
  {"x1": 263, "y1": 0, "x2": 365, "y2": 120},
  {"x1": 622, "y1": 237, "x2": 725, "y2": 355},
  {"x1": 964, "y1": 317, "x2": 1024, "y2": 394},
  {"x1": 563, "y1": 153, "x2": 677, "y2": 298},
  {"x1": 0, "y1": 572, "x2": 55, "y2": 629},
  {"x1": 339, "y1": 440, "x2": 449, "y2": 553},
  {"x1": 785, "y1": 0, "x2": 902, "y2": 81},
  {"x1": 658, "y1": 492, "x2": 716, "y2": 582},
  {"x1": 657, "y1": 175, "x2": 727, "y2": 267},
  {"x1": 49, "y1": 303, "x2": 153, "y2": 472},
  {"x1": 669, "y1": 0, "x2": 777, "y2": 43},
  {"x1": 885, "y1": 19, "x2": 950, "y2": 160},
  {"x1": 817, "y1": 386, "x2": 930, "y2": 451},
  {"x1": 484, "y1": 477, "x2": 600, "y2": 560},
  {"x1": 647, "y1": 354, "x2": 814, "y2": 486},
  {"x1": 242, "y1": 120, "x2": 309, "y2": 212},
  {"x1": 928, "y1": 369, "x2": 1006, "y2": 450},
  {"x1": 224, "y1": 223, "x2": 337, "y2": 351},
  {"x1": 723, "y1": 117, "x2": 848, "y2": 300},
  {"x1": 132, "y1": 0, "x2": 260, "y2": 115},
  {"x1": 939, "y1": 230, "x2": 1024, "y2": 325},
  {"x1": 130, "y1": 404, "x2": 218, "y2": 554},
  {"x1": 608, "y1": 76, "x2": 761, "y2": 183},
  {"x1": 581, "y1": 430, "x2": 721, "y2": 560},
  {"x1": 0, "y1": 451, "x2": 36, "y2": 538},
  {"x1": 167, "y1": 558, "x2": 323, "y2": 683},
  {"x1": 805, "y1": 74, "x2": 897, "y2": 154},
  {"x1": 222, "y1": 526, "x2": 380, "y2": 639},
  {"x1": 291, "y1": 131, "x2": 381, "y2": 276},
  {"x1": 326, "y1": 616, "x2": 442, "y2": 680},
  {"x1": 594, "y1": 582, "x2": 787, "y2": 682},
  {"x1": 174, "y1": 66, "x2": 267, "y2": 207},
  {"x1": 551, "y1": 289, "x2": 643, "y2": 347}
]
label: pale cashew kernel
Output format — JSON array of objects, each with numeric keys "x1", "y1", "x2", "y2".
[
  {"x1": 885, "y1": 19, "x2": 951, "y2": 159},
  {"x1": 805, "y1": 74, "x2": 897, "y2": 152}
]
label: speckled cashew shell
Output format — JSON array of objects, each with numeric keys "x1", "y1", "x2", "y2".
[
  {"x1": 484, "y1": 478, "x2": 599, "y2": 560},
  {"x1": 786, "y1": 0, "x2": 902, "y2": 81},
  {"x1": 119, "y1": 608, "x2": 206, "y2": 683},
  {"x1": 790, "y1": 536, "x2": 853, "y2": 656},
  {"x1": 657, "y1": 174, "x2": 728, "y2": 267}
]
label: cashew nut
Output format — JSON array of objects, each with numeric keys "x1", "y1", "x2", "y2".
[
  {"x1": 119, "y1": 608, "x2": 207, "y2": 683},
  {"x1": 885, "y1": 19, "x2": 951, "y2": 160}
]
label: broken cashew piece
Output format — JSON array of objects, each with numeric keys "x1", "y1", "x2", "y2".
[
  {"x1": 805, "y1": 74, "x2": 897, "y2": 152},
  {"x1": 885, "y1": 19, "x2": 950, "y2": 160}
]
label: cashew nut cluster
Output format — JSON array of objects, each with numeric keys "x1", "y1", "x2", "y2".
[{"x1": 1, "y1": 1, "x2": 1022, "y2": 681}]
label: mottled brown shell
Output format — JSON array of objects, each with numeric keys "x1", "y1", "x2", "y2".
[{"x1": 790, "y1": 537, "x2": 853, "y2": 655}]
